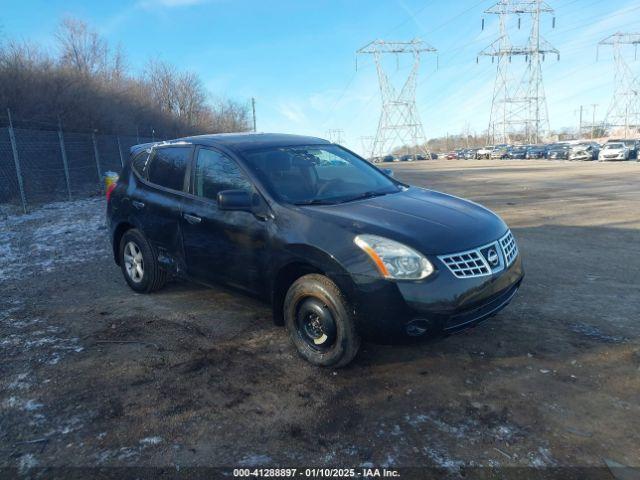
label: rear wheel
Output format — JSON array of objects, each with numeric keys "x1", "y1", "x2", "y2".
[
  {"x1": 284, "y1": 274, "x2": 360, "y2": 368},
  {"x1": 119, "y1": 229, "x2": 167, "y2": 293}
]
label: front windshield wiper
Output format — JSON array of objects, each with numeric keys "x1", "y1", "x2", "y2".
[
  {"x1": 294, "y1": 199, "x2": 337, "y2": 206},
  {"x1": 339, "y1": 190, "x2": 392, "y2": 203},
  {"x1": 295, "y1": 190, "x2": 396, "y2": 206}
]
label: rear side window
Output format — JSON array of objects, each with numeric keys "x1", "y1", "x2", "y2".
[
  {"x1": 193, "y1": 148, "x2": 252, "y2": 201},
  {"x1": 131, "y1": 151, "x2": 150, "y2": 177},
  {"x1": 147, "y1": 147, "x2": 191, "y2": 191}
]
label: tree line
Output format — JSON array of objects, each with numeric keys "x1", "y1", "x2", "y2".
[{"x1": 0, "y1": 17, "x2": 250, "y2": 137}]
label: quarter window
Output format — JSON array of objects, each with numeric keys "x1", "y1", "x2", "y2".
[
  {"x1": 147, "y1": 147, "x2": 191, "y2": 191},
  {"x1": 194, "y1": 149, "x2": 252, "y2": 200},
  {"x1": 131, "y1": 150, "x2": 150, "y2": 177}
]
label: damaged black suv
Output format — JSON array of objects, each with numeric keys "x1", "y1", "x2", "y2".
[{"x1": 107, "y1": 133, "x2": 523, "y2": 367}]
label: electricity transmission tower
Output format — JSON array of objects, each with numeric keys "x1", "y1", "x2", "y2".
[
  {"x1": 360, "y1": 135, "x2": 375, "y2": 159},
  {"x1": 356, "y1": 39, "x2": 436, "y2": 159},
  {"x1": 479, "y1": 0, "x2": 559, "y2": 144},
  {"x1": 598, "y1": 32, "x2": 640, "y2": 138},
  {"x1": 326, "y1": 129, "x2": 345, "y2": 144}
]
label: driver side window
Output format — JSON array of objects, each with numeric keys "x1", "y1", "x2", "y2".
[{"x1": 193, "y1": 148, "x2": 252, "y2": 201}]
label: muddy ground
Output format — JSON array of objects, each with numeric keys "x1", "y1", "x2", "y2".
[{"x1": 1, "y1": 159, "x2": 639, "y2": 475}]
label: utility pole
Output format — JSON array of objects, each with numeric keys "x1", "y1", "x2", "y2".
[
  {"x1": 578, "y1": 105, "x2": 584, "y2": 138},
  {"x1": 591, "y1": 104, "x2": 598, "y2": 139},
  {"x1": 356, "y1": 39, "x2": 436, "y2": 159},
  {"x1": 479, "y1": 0, "x2": 559, "y2": 144},
  {"x1": 251, "y1": 97, "x2": 257, "y2": 132},
  {"x1": 598, "y1": 33, "x2": 640, "y2": 138}
]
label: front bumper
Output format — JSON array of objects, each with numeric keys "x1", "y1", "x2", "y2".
[{"x1": 351, "y1": 254, "x2": 524, "y2": 341}]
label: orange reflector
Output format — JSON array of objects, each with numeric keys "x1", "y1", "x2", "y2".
[{"x1": 355, "y1": 238, "x2": 390, "y2": 278}]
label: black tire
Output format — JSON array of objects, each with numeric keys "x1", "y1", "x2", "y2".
[
  {"x1": 284, "y1": 274, "x2": 360, "y2": 368},
  {"x1": 119, "y1": 229, "x2": 167, "y2": 293}
]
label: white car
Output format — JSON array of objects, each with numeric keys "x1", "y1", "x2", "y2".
[
  {"x1": 569, "y1": 142, "x2": 599, "y2": 161},
  {"x1": 477, "y1": 146, "x2": 493, "y2": 159},
  {"x1": 598, "y1": 142, "x2": 629, "y2": 161}
]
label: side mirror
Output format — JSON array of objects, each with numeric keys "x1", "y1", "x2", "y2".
[
  {"x1": 382, "y1": 168, "x2": 394, "y2": 177},
  {"x1": 217, "y1": 189, "x2": 253, "y2": 211}
]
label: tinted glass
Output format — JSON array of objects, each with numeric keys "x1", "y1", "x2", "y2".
[
  {"x1": 147, "y1": 147, "x2": 191, "y2": 191},
  {"x1": 243, "y1": 144, "x2": 400, "y2": 205},
  {"x1": 131, "y1": 150, "x2": 150, "y2": 177},
  {"x1": 194, "y1": 149, "x2": 252, "y2": 201}
]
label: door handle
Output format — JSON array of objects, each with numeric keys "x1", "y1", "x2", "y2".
[
  {"x1": 132, "y1": 200, "x2": 145, "y2": 209},
  {"x1": 183, "y1": 213, "x2": 202, "y2": 224}
]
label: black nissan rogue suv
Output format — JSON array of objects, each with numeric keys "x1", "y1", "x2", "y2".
[{"x1": 107, "y1": 133, "x2": 524, "y2": 367}]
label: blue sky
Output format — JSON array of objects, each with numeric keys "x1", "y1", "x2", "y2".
[{"x1": 2, "y1": 0, "x2": 640, "y2": 154}]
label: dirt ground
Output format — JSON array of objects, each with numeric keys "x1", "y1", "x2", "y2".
[{"x1": 1, "y1": 159, "x2": 639, "y2": 475}]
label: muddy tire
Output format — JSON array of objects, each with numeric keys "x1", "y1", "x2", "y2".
[
  {"x1": 119, "y1": 229, "x2": 167, "y2": 293},
  {"x1": 284, "y1": 274, "x2": 360, "y2": 368}
]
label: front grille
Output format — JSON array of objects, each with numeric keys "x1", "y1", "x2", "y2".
[
  {"x1": 499, "y1": 230, "x2": 518, "y2": 266},
  {"x1": 439, "y1": 250, "x2": 491, "y2": 279},
  {"x1": 439, "y1": 230, "x2": 519, "y2": 279}
]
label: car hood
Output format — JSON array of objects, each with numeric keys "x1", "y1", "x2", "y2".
[{"x1": 300, "y1": 187, "x2": 508, "y2": 254}]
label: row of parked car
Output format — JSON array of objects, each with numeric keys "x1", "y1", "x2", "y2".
[
  {"x1": 444, "y1": 139, "x2": 640, "y2": 161},
  {"x1": 371, "y1": 139, "x2": 640, "y2": 163},
  {"x1": 374, "y1": 153, "x2": 439, "y2": 162}
]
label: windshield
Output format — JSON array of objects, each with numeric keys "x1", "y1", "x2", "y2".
[
  {"x1": 604, "y1": 143, "x2": 624, "y2": 149},
  {"x1": 242, "y1": 144, "x2": 401, "y2": 205}
]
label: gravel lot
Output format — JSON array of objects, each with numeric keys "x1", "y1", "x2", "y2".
[{"x1": 1, "y1": 159, "x2": 639, "y2": 475}]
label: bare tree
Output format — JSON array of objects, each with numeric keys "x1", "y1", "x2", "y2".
[
  {"x1": 209, "y1": 98, "x2": 251, "y2": 133},
  {"x1": 1, "y1": 18, "x2": 250, "y2": 136},
  {"x1": 145, "y1": 60, "x2": 210, "y2": 127},
  {"x1": 55, "y1": 18, "x2": 109, "y2": 76}
]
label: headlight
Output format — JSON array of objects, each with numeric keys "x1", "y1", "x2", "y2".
[{"x1": 354, "y1": 234, "x2": 434, "y2": 280}]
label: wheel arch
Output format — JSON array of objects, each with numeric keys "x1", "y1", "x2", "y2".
[
  {"x1": 112, "y1": 221, "x2": 135, "y2": 265},
  {"x1": 270, "y1": 246, "x2": 356, "y2": 326}
]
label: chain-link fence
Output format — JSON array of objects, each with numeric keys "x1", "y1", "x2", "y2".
[{"x1": 0, "y1": 112, "x2": 159, "y2": 213}]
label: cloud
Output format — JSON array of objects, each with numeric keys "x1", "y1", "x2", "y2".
[
  {"x1": 277, "y1": 101, "x2": 308, "y2": 125},
  {"x1": 100, "y1": 0, "x2": 211, "y2": 34}
]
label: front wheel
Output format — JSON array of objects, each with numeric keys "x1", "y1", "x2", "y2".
[{"x1": 284, "y1": 274, "x2": 360, "y2": 368}]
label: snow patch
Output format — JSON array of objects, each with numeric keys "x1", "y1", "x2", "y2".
[
  {"x1": 7, "y1": 373, "x2": 32, "y2": 391},
  {"x1": 422, "y1": 447, "x2": 464, "y2": 470},
  {"x1": 140, "y1": 436, "x2": 163, "y2": 445},
  {"x1": 0, "y1": 197, "x2": 108, "y2": 282},
  {"x1": 2, "y1": 396, "x2": 43, "y2": 411},
  {"x1": 18, "y1": 453, "x2": 38, "y2": 473}
]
